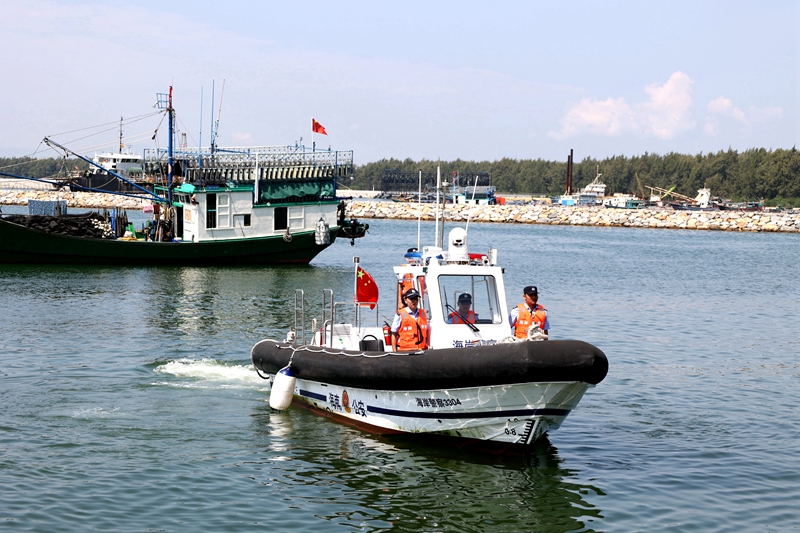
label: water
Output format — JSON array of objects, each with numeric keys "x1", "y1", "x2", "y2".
[{"x1": 2, "y1": 218, "x2": 799, "y2": 532}]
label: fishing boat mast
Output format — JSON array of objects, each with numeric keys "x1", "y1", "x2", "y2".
[
  {"x1": 155, "y1": 87, "x2": 174, "y2": 205},
  {"x1": 168, "y1": 87, "x2": 174, "y2": 206}
]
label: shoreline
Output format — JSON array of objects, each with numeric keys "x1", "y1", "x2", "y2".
[
  {"x1": 347, "y1": 200, "x2": 800, "y2": 233},
  {"x1": 3, "y1": 189, "x2": 799, "y2": 233}
]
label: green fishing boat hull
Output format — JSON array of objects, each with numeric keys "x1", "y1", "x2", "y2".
[{"x1": 0, "y1": 218, "x2": 337, "y2": 265}]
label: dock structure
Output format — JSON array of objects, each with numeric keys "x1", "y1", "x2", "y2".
[{"x1": 380, "y1": 169, "x2": 492, "y2": 200}]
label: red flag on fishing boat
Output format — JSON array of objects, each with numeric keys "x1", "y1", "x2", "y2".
[
  {"x1": 356, "y1": 266, "x2": 379, "y2": 309},
  {"x1": 312, "y1": 118, "x2": 327, "y2": 135}
]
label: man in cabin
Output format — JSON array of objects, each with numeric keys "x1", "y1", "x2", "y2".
[
  {"x1": 391, "y1": 288, "x2": 429, "y2": 351},
  {"x1": 447, "y1": 293, "x2": 478, "y2": 324},
  {"x1": 509, "y1": 285, "x2": 549, "y2": 340}
]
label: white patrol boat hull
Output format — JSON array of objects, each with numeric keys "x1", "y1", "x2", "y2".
[
  {"x1": 278, "y1": 376, "x2": 591, "y2": 447},
  {"x1": 252, "y1": 224, "x2": 609, "y2": 452},
  {"x1": 251, "y1": 338, "x2": 607, "y2": 450}
]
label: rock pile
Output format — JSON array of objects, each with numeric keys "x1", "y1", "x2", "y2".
[
  {"x1": 0, "y1": 190, "x2": 146, "y2": 210},
  {"x1": 346, "y1": 202, "x2": 800, "y2": 233},
  {"x1": 3, "y1": 213, "x2": 115, "y2": 239}
]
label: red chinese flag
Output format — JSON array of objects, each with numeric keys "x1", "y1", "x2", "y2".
[
  {"x1": 312, "y1": 118, "x2": 327, "y2": 135},
  {"x1": 356, "y1": 266, "x2": 379, "y2": 309}
]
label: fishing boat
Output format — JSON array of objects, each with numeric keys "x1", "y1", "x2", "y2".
[
  {"x1": 603, "y1": 193, "x2": 645, "y2": 209},
  {"x1": 251, "y1": 201, "x2": 608, "y2": 452},
  {"x1": 555, "y1": 150, "x2": 603, "y2": 206},
  {"x1": 578, "y1": 165, "x2": 607, "y2": 205},
  {"x1": 0, "y1": 87, "x2": 367, "y2": 265},
  {"x1": 668, "y1": 187, "x2": 718, "y2": 211}
]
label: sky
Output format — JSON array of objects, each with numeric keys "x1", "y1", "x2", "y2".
[{"x1": 1, "y1": 0, "x2": 797, "y2": 165}]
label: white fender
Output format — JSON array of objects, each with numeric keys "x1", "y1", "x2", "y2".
[{"x1": 269, "y1": 365, "x2": 296, "y2": 410}]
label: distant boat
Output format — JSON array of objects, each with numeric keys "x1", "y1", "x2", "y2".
[
  {"x1": 579, "y1": 165, "x2": 607, "y2": 205},
  {"x1": 603, "y1": 193, "x2": 644, "y2": 209},
  {"x1": 719, "y1": 201, "x2": 763, "y2": 212},
  {"x1": 669, "y1": 188, "x2": 718, "y2": 211},
  {"x1": 65, "y1": 151, "x2": 146, "y2": 194}
]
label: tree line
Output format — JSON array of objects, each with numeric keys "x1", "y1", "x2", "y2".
[
  {"x1": 4, "y1": 147, "x2": 800, "y2": 206},
  {"x1": 0, "y1": 156, "x2": 89, "y2": 180},
  {"x1": 349, "y1": 147, "x2": 800, "y2": 207}
]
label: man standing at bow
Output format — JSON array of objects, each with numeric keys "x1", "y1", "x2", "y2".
[
  {"x1": 391, "y1": 288, "x2": 429, "y2": 351},
  {"x1": 509, "y1": 285, "x2": 549, "y2": 340}
]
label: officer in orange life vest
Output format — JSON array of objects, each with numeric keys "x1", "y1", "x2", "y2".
[
  {"x1": 447, "y1": 293, "x2": 478, "y2": 324},
  {"x1": 391, "y1": 288, "x2": 429, "y2": 351},
  {"x1": 509, "y1": 285, "x2": 549, "y2": 339}
]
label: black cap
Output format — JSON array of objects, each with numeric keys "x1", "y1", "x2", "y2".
[
  {"x1": 523, "y1": 285, "x2": 538, "y2": 297},
  {"x1": 458, "y1": 293, "x2": 472, "y2": 303},
  {"x1": 404, "y1": 288, "x2": 421, "y2": 299}
]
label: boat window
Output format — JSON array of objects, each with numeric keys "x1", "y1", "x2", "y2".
[
  {"x1": 274, "y1": 207, "x2": 288, "y2": 231},
  {"x1": 206, "y1": 193, "x2": 217, "y2": 229},
  {"x1": 437, "y1": 274, "x2": 502, "y2": 324}
]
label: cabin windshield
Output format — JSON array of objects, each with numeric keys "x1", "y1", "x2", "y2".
[{"x1": 437, "y1": 274, "x2": 502, "y2": 324}]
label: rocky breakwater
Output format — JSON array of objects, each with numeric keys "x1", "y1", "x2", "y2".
[
  {"x1": 0, "y1": 189, "x2": 146, "y2": 210},
  {"x1": 347, "y1": 201, "x2": 800, "y2": 233}
]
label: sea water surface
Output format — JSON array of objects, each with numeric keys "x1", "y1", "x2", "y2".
[{"x1": 1, "y1": 217, "x2": 798, "y2": 532}]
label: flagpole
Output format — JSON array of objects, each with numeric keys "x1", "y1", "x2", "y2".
[
  {"x1": 353, "y1": 256, "x2": 360, "y2": 327},
  {"x1": 417, "y1": 169, "x2": 422, "y2": 251},
  {"x1": 434, "y1": 166, "x2": 441, "y2": 248},
  {"x1": 465, "y1": 175, "x2": 479, "y2": 234}
]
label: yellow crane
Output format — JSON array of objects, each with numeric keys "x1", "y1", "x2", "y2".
[{"x1": 646, "y1": 185, "x2": 690, "y2": 202}]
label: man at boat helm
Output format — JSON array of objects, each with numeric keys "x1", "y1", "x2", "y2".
[
  {"x1": 447, "y1": 293, "x2": 478, "y2": 324},
  {"x1": 509, "y1": 285, "x2": 549, "y2": 340},
  {"x1": 391, "y1": 288, "x2": 430, "y2": 351}
]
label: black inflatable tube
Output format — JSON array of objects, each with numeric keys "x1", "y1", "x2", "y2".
[{"x1": 251, "y1": 340, "x2": 608, "y2": 391}]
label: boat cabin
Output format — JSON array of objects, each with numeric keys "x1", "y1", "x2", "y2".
[{"x1": 308, "y1": 227, "x2": 512, "y2": 351}]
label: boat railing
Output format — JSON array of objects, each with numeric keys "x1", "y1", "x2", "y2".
[
  {"x1": 328, "y1": 300, "x2": 381, "y2": 346},
  {"x1": 293, "y1": 288, "x2": 381, "y2": 346},
  {"x1": 321, "y1": 289, "x2": 334, "y2": 338},
  {"x1": 294, "y1": 289, "x2": 306, "y2": 345}
]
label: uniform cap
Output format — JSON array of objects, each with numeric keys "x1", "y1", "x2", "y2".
[
  {"x1": 458, "y1": 293, "x2": 472, "y2": 303},
  {"x1": 523, "y1": 285, "x2": 538, "y2": 297},
  {"x1": 404, "y1": 288, "x2": 421, "y2": 299}
]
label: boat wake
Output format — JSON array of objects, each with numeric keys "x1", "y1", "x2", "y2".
[{"x1": 153, "y1": 358, "x2": 263, "y2": 389}]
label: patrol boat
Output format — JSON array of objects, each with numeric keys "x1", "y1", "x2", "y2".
[{"x1": 251, "y1": 224, "x2": 608, "y2": 452}]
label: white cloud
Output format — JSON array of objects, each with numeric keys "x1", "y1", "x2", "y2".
[
  {"x1": 231, "y1": 132, "x2": 255, "y2": 144},
  {"x1": 703, "y1": 96, "x2": 782, "y2": 136},
  {"x1": 549, "y1": 71, "x2": 695, "y2": 140},
  {"x1": 708, "y1": 97, "x2": 747, "y2": 123},
  {"x1": 640, "y1": 72, "x2": 695, "y2": 139},
  {"x1": 547, "y1": 97, "x2": 637, "y2": 139},
  {"x1": 747, "y1": 105, "x2": 783, "y2": 123}
]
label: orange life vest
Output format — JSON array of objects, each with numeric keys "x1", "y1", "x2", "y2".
[
  {"x1": 400, "y1": 273, "x2": 415, "y2": 295},
  {"x1": 514, "y1": 303, "x2": 547, "y2": 339},
  {"x1": 397, "y1": 308, "x2": 429, "y2": 350},
  {"x1": 448, "y1": 310, "x2": 477, "y2": 324}
]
